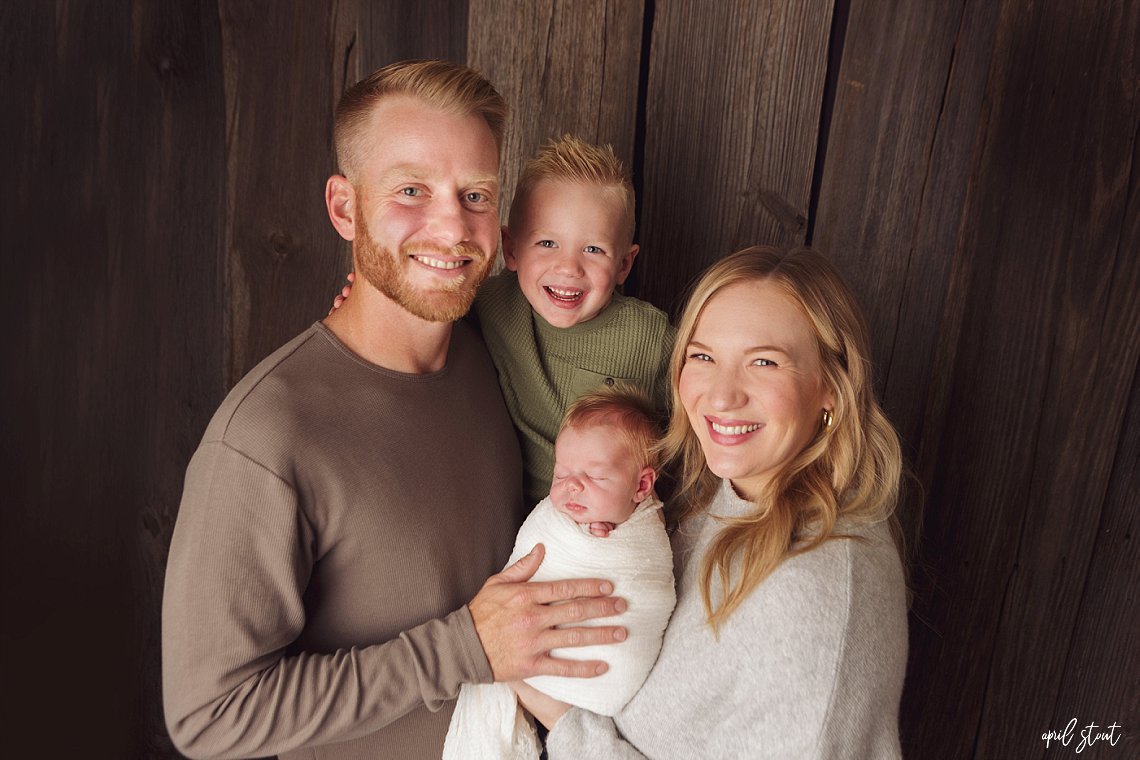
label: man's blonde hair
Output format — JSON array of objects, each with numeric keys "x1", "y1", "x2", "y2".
[
  {"x1": 509, "y1": 134, "x2": 636, "y2": 245},
  {"x1": 334, "y1": 59, "x2": 508, "y2": 179},
  {"x1": 560, "y1": 382, "x2": 661, "y2": 470}
]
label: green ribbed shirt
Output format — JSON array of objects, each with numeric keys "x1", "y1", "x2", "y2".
[{"x1": 474, "y1": 271, "x2": 675, "y2": 506}]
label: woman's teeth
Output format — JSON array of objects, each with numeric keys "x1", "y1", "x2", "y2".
[{"x1": 711, "y1": 421, "x2": 761, "y2": 435}]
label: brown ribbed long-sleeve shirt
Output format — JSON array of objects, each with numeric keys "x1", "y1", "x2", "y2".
[{"x1": 162, "y1": 320, "x2": 523, "y2": 759}]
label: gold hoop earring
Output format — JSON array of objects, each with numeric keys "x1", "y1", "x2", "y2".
[{"x1": 822, "y1": 409, "x2": 834, "y2": 429}]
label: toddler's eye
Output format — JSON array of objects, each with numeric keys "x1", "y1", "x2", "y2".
[
  {"x1": 537, "y1": 240, "x2": 557, "y2": 248},
  {"x1": 584, "y1": 245, "x2": 605, "y2": 254}
]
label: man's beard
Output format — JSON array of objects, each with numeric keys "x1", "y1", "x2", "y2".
[{"x1": 355, "y1": 215, "x2": 492, "y2": 323}]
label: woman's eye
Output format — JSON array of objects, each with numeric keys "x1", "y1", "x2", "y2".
[
  {"x1": 687, "y1": 352, "x2": 712, "y2": 362},
  {"x1": 753, "y1": 358, "x2": 777, "y2": 367}
]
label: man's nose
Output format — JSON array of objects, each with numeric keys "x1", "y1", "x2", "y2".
[{"x1": 426, "y1": 196, "x2": 471, "y2": 247}]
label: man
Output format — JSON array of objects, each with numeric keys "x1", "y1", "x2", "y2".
[{"x1": 163, "y1": 60, "x2": 626, "y2": 760}]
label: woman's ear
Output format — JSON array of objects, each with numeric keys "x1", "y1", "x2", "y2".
[
  {"x1": 325, "y1": 175, "x2": 357, "y2": 241},
  {"x1": 635, "y1": 465, "x2": 657, "y2": 501}
]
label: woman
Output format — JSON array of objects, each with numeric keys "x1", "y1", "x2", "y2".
[{"x1": 512, "y1": 246, "x2": 909, "y2": 758}]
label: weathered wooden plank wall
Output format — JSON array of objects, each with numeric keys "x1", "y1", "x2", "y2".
[
  {"x1": 814, "y1": 1, "x2": 1140, "y2": 757},
  {"x1": 4, "y1": 1, "x2": 1137, "y2": 758},
  {"x1": 636, "y1": 0, "x2": 834, "y2": 315},
  {"x1": 2, "y1": 1, "x2": 228, "y2": 756},
  {"x1": 468, "y1": 0, "x2": 645, "y2": 226}
]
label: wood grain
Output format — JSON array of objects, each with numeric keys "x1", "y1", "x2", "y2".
[
  {"x1": 636, "y1": 0, "x2": 834, "y2": 317},
  {"x1": 467, "y1": 0, "x2": 645, "y2": 231},
  {"x1": 4, "y1": 2, "x2": 1139, "y2": 758},
  {"x1": 968, "y1": 3, "x2": 1140, "y2": 751},
  {"x1": 1048, "y1": 364, "x2": 1140, "y2": 758},
  {"x1": 1, "y1": 0, "x2": 227, "y2": 756},
  {"x1": 218, "y1": 1, "x2": 352, "y2": 385}
]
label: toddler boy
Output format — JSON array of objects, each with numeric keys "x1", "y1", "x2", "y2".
[{"x1": 474, "y1": 135, "x2": 674, "y2": 507}]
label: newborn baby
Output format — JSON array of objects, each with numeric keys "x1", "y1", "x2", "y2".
[
  {"x1": 549, "y1": 390, "x2": 661, "y2": 538},
  {"x1": 443, "y1": 383, "x2": 676, "y2": 760}
]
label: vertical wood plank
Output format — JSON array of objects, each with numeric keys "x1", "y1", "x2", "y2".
[
  {"x1": 0, "y1": 1, "x2": 227, "y2": 757},
  {"x1": 814, "y1": 1, "x2": 1140, "y2": 755},
  {"x1": 812, "y1": 0, "x2": 979, "y2": 438},
  {"x1": 359, "y1": 0, "x2": 469, "y2": 71},
  {"x1": 1049, "y1": 364, "x2": 1140, "y2": 758},
  {"x1": 966, "y1": 4, "x2": 1140, "y2": 753},
  {"x1": 218, "y1": 1, "x2": 353, "y2": 384},
  {"x1": 467, "y1": 0, "x2": 645, "y2": 230},
  {"x1": 809, "y1": 1, "x2": 1001, "y2": 749},
  {"x1": 840, "y1": 0, "x2": 1140, "y2": 756},
  {"x1": 637, "y1": 0, "x2": 834, "y2": 316}
]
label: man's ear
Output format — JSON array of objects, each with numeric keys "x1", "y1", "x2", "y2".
[
  {"x1": 634, "y1": 465, "x2": 656, "y2": 502},
  {"x1": 501, "y1": 225, "x2": 519, "y2": 271},
  {"x1": 615, "y1": 243, "x2": 640, "y2": 285},
  {"x1": 326, "y1": 175, "x2": 356, "y2": 242}
]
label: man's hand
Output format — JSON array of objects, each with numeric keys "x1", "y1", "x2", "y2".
[
  {"x1": 588, "y1": 521, "x2": 616, "y2": 538},
  {"x1": 468, "y1": 544, "x2": 627, "y2": 682},
  {"x1": 328, "y1": 271, "x2": 355, "y2": 315}
]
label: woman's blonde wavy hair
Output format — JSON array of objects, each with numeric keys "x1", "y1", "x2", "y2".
[{"x1": 660, "y1": 245, "x2": 904, "y2": 632}]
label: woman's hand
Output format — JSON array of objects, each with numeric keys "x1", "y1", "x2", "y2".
[
  {"x1": 328, "y1": 271, "x2": 355, "y2": 315},
  {"x1": 509, "y1": 680, "x2": 572, "y2": 731}
]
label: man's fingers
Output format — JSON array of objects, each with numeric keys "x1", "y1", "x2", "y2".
[
  {"x1": 529, "y1": 577, "x2": 615, "y2": 605},
  {"x1": 542, "y1": 595, "x2": 627, "y2": 627},
  {"x1": 541, "y1": 624, "x2": 628, "y2": 651},
  {"x1": 535, "y1": 654, "x2": 611, "y2": 679},
  {"x1": 490, "y1": 544, "x2": 545, "y2": 586}
]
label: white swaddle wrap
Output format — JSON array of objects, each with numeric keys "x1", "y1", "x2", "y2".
[{"x1": 442, "y1": 494, "x2": 676, "y2": 759}]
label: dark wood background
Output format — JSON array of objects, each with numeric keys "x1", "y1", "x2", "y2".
[{"x1": 3, "y1": 1, "x2": 1136, "y2": 757}]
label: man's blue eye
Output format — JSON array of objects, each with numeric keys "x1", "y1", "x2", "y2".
[
  {"x1": 466, "y1": 192, "x2": 486, "y2": 203},
  {"x1": 401, "y1": 187, "x2": 420, "y2": 197}
]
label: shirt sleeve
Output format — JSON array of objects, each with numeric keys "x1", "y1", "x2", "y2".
[
  {"x1": 162, "y1": 440, "x2": 493, "y2": 759},
  {"x1": 546, "y1": 708, "x2": 648, "y2": 760}
]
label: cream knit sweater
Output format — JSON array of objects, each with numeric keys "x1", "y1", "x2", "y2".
[{"x1": 546, "y1": 479, "x2": 908, "y2": 759}]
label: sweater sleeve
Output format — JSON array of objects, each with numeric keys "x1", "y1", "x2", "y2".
[{"x1": 162, "y1": 441, "x2": 492, "y2": 759}]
